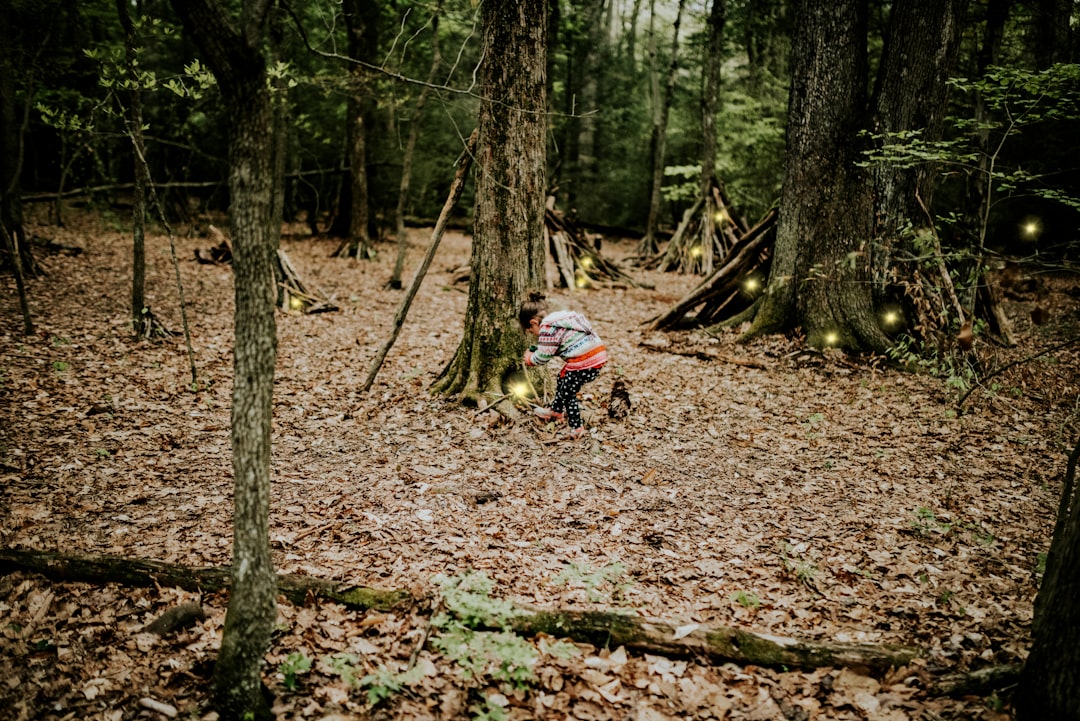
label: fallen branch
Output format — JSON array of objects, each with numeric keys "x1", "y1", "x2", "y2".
[
  {"x1": 361, "y1": 129, "x2": 479, "y2": 392},
  {"x1": 1, "y1": 547, "x2": 920, "y2": 673},
  {"x1": 0, "y1": 547, "x2": 410, "y2": 612}
]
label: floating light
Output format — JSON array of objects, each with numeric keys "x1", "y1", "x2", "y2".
[{"x1": 824, "y1": 332, "x2": 839, "y2": 346}]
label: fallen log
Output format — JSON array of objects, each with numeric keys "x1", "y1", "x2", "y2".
[
  {"x1": 511, "y1": 608, "x2": 918, "y2": 672},
  {"x1": 1, "y1": 547, "x2": 921, "y2": 674},
  {"x1": 0, "y1": 547, "x2": 410, "y2": 611}
]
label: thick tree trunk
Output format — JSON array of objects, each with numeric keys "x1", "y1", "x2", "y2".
[
  {"x1": 169, "y1": 2, "x2": 280, "y2": 719},
  {"x1": 747, "y1": 0, "x2": 889, "y2": 353},
  {"x1": 869, "y1": 0, "x2": 969, "y2": 307},
  {"x1": 1016, "y1": 438, "x2": 1080, "y2": 720},
  {"x1": 0, "y1": 547, "x2": 920, "y2": 673},
  {"x1": 431, "y1": 0, "x2": 548, "y2": 405}
]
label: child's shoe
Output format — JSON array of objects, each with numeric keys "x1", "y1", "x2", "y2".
[
  {"x1": 534, "y1": 407, "x2": 564, "y2": 421},
  {"x1": 567, "y1": 427, "x2": 586, "y2": 441}
]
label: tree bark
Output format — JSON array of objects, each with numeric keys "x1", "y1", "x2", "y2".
[
  {"x1": 431, "y1": 0, "x2": 548, "y2": 405},
  {"x1": 746, "y1": 0, "x2": 890, "y2": 353},
  {"x1": 638, "y1": 0, "x2": 685, "y2": 258},
  {"x1": 0, "y1": 547, "x2": 920, "y2": 673},
  {"x1": 0, "y1": 0, "x2": 37, "y2": 335},
  {"x1": 331, "y1": 0, "x2": 379, "y2": 259},
  {"x1": 390, "y1": 4, "x2": 443, "y2": 290},
  {"x1": 1016, "y1": 438, "x2": 1080, "y2": 720},
  {"x1": 869, "y1": 0, "x2": 969, "y2": 308},
  {"x1": 116, "y1": 0, "x2": 149, "y2": 336},
  {"x1": 168, "y1": 2, "x2": 280, "y2": 719}
]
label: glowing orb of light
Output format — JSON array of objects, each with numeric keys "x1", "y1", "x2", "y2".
[
  {"x1": 824, "y1": 332, "x2": 839, "y2": 346},
  {"x1": 511, "y1": 383, "x2": 529, "y2": 398},
  {"x1": 580, "y1": 256, "x2": 593, "y2": 268},
  {"x1": 576, "y1": 276, "x2": 590, "y2": 289},
  {"x1": 1023, "y1": 220, "x2": 1040, "y2": 237},
  {"x1": 690, "y1": 246, "x2": 703, "y2": 258},
  {"x1": 714, "y1": 210, "x2": 729, "y2": 225},
  {"x1": 288, "y1": 295, "x2": 304, "y2": 311},
  {"x1": 883, "y1": 311, "x2": 899, "y2": 326},
  {"x1": 744, "y1": 277, "x2": 760, "y2": 292}
]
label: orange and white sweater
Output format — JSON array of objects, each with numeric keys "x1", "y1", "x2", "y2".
[{"x1": 524, "y1": 311, "x2": 608, "y2": 376}]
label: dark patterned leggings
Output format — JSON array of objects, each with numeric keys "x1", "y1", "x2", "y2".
[{"x1": 551, "y1": 367, "x2": 602, "y2": 429}]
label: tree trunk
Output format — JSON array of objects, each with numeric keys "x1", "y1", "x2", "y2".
[
  {"x1": 869, "y1": 0, "x2": 968, "y2": 317},
  {"x1": 390, "y1": 4, "x2": 443, "y2": 290},
  {"x1": 169, "y1": 2, "x2": 280, "y2": 719},
  {"x1": 638, "y1": 0, "x2": 685, "y2": 258},
  {"x1": 1016, "y1": 438, "x2": 1080, "y2": 720},
  {"x1": 331, "y1": 0, "x2": 379, "y2": 259},
  {"x1": 117, "y1": 0, "x2": 148, "y2": 335},
  {"x1": 431, "y1": 0, "x2": 548, "y2": 405},
  {"x1": 747, "y1": 0, "x2": 890, "y2": 353}
]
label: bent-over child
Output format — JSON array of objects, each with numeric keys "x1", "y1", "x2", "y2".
[{"x1": 519, "y1": 293, "x2": 608, "y2": 441}]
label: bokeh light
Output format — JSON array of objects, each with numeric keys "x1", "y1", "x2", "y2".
[{"x1": 824, "y1": 332, "x2": 839, "y2": 346}]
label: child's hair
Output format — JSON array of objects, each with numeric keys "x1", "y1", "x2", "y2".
[{"x1": 518, "y1": 292, "x2": 550, "y2": 331}]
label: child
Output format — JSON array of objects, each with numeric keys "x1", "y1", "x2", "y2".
[{"x1": 519, "y1": 293, "x2": 608, "y2": 440}]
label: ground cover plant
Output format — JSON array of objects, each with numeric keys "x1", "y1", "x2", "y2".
[{"x1": 1, "y1": 207, "x2": 1079, "y2": 720}]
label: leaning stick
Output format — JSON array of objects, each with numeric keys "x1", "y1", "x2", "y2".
[{"x1": 360, "y1": 129, "x2": 479, "y2": 392}]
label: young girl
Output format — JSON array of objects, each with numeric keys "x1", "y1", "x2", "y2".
[{"x1": 519, "y1": 293, "x2": 608, "y2": 440}]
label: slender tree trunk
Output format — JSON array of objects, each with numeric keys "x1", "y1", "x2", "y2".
[
  {"x1": 117, "y1": 0, "x2": 148, "y2": 334},
  {"x1": 0, "y1": 0, "x2": 38, "y2": 298},
  {"x1": 747, "y1": 0, "x2": 889, "y2": 353},
  {"x1": 390, "y1": 4, "x2": 443, "y2": 290},
  {"x1": 169, "y1": 2, "x2": 279, "y2": 719},
  {"x1": 432, "y1": 0, "x2": 548, "y2": 405},
  {"x1": 638, "y1": 0, "x2": 685, "y2": 258},
  {"x1": 331, "y1": 0, "x2": 379, "y2": 259}
]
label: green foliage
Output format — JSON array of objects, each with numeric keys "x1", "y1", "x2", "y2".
[
  {"x1": 433, "y1": 572, "x2": 521, "y2": 630},
  {"x1": 909, "y1": 507, "x2": 996, "y2": 546},
  {"x1": 887, "y1": 333, "x2": 978, "y2": 396},
  {"x1": 777, "y1": 542, "x2": 818, "y2": 587},
  {"x1": 278, "y1": 651, "x2": 312, "y2": 691},
  {"x1": 731, "y1": 590, "x2": 761, "y2": 609},
  {"x1": 554, "y1": 561, "x2": 633, "y2": 603},
  {"x1": 358, "y1": 664, "x2": 425, "y2": 706}
]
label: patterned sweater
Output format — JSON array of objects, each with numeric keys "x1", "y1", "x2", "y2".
[{"x1": 524, "y1": 311, "x2": 608, "y2": 375}]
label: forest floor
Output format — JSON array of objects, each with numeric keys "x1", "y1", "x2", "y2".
[{"x1": 1, "y1": 206, "x2": 1079, "y2": 721}]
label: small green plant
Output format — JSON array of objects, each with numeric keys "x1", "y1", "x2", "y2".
[
  {"x1": 911, "y1": 506, "x2": 943, "y2": 535},
  {"x1": 470, "y1": 696, "x2": 509, "y2": 721},
  {"x1": 279, "y1": 652, "x2": 312, "y2": 691},
  {"x1": 731, "y1": 590, "x2": 761, "y2": 609},
  {"x1": 358, "y1": 664, "x2": 425, "y2": 706},
  {"x1": 94, "y1": 448, "x2": 110, "y2": 459},
  {"x1": 1036, "y1": 551, "x2": 1048, "y2": 575},
  {"x1": 325, "y1": 653, "x2": 362, "y2": 687},
  {"x1": 554, "y1": 561, "x2": 633, "y2": 603},
  {"x1": 52, "y1": 361, "x2": 70, "y2": 372},
  {"x1": 777, "y1": 542, "x2": 818, "y2": 588}
]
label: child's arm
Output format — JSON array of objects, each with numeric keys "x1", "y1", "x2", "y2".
[{"x1": 524, "y1": 326, "x2": 563, "y2": 366}]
